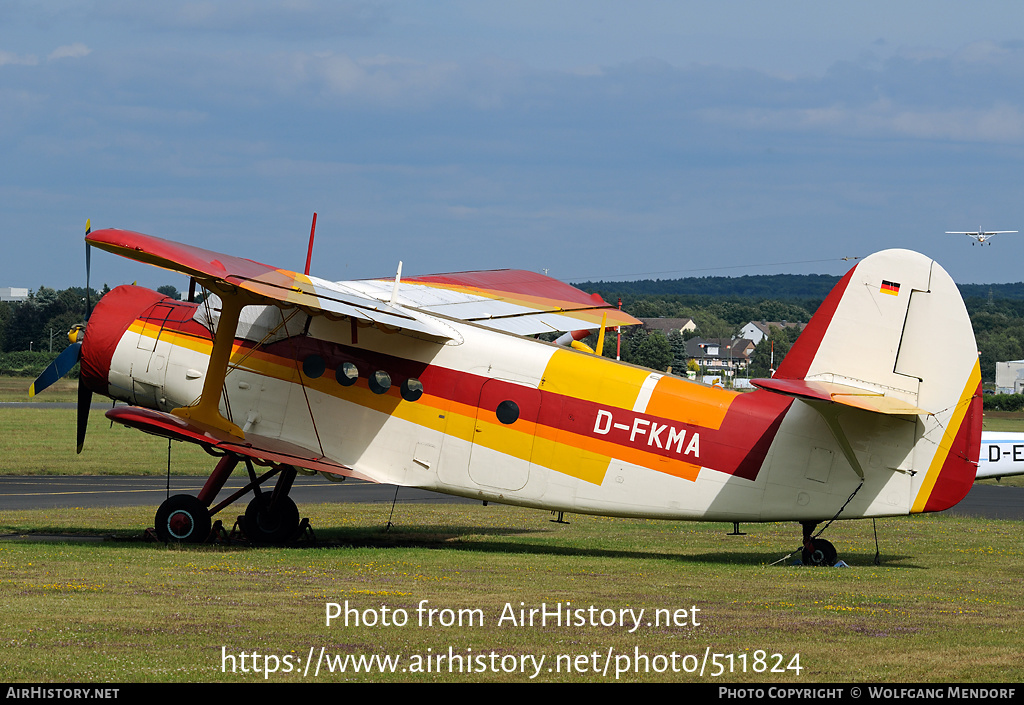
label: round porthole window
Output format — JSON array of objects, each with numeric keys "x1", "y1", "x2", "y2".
[
  {"x1": 401, "y1": 378, "x2": 424, "y2": 402},
  {"x1": 496, "y1": 400, "x2": 520, "y2": 424},
  {"x1": 302, "y1": 355, "x2": 326, "y2": 379},
  {"x1": 369, "y1": 370, "x2": 392, "y2": 395},
  {"x1": 336, "y1": 362, "x2": 358, "y2": 386}
]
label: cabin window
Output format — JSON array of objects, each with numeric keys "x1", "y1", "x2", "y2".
[
  {"x1": 401, "y1": 378, "x2": 424, "y2": 402},
  {"x1": 496, "y1": 400, "x2": 520, "y2": 425},
  {"x1": 369, "y1": 370, "x2": 392, "y2": 395},
  {"x1": 302, "y1": 355, "x2": 326, "y2": 379},
  {"x1": 336, "y1": 362, "x2": 359, "y2": 386}
]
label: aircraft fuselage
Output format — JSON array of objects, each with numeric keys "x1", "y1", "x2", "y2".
[{"x1": 86, "y1": 283, "x2": 973, "y2": 525}]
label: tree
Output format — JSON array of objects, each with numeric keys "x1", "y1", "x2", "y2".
[
  {"x1": 632, "y1": 330, "x2": 673, "y2": 372},
  {"x1": 749, "y1": 327, "x2": 796, "y2": 378},
  {"x1": 157, "y1": 285, "x2": 181, "y2": 300}
]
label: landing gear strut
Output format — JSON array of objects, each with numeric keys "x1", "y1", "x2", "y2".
[
  {"x1": 153, "y1": 454, "x2": 303, "y2": 545},
  {"x1": 801, "y1": 521, "x2": 838, "y2": 567},
  {"x1": 239, "y1": 459, "x2": 301, "y2": 545}
]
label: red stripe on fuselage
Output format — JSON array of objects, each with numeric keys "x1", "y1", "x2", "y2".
[{"x1": 132, "y1": 301, "x2": 794, "y2": 482}]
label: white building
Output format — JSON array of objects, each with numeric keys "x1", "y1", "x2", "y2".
[
  {"x1": 739, "y1": 320, "x2": 805, "y2": 345},
  {"x1": 0, "y1": 287, "x2": 28, "y2": 302},
  {"x1": 995, "y1": 360, "x2": 1024, "y2": 394}
]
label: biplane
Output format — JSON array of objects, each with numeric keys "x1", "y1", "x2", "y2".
[{"x1": 32, "y1": 227, "x2": 982, "y2": 565}]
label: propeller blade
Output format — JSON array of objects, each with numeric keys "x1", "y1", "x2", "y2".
[
  {"x1": 85, "y1": 219, "x2": 93, "y2": 320},
  {"x1": 76, "y1": 376, "x2": 92, "y2": 454},
  {"x1": 29, "y1": 342, "x2": 82, "y2": 397}
]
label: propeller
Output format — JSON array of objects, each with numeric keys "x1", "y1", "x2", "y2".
[{"x1": 29, "y1": 220, "x2": 95, "y2": 453}]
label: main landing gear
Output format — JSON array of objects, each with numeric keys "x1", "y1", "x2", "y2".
[
  {"x1": 153, "y1": 454, "x2": 303, "y2": 546},
  {"x1": 154, "y1": 494, "x2": 211, "y2": 543},
  {"x1": 800, "y1": 521, "x2": 838, "y2": 567}
]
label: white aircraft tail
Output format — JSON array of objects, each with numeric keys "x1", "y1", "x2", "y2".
[{"x1": 763, "y1": 249, "x2": 981, "y2": 511}]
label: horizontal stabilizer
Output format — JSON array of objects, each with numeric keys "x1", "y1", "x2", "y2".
[{"x1": 752, "y1": 377, "x2": 930, "y2": 415}]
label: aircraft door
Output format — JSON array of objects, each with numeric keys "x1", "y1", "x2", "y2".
[{"x1": 468, "y1": 379, "x2": 541, "y2": 491}]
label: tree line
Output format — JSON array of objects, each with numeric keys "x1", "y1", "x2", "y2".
[{"x1": 0, "y1": 284, "x2": 180, "y2": 377}]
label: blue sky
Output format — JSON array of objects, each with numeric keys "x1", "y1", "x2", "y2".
[{"x1": 4, "y1": 1, "x2": 1024, "y2": 293}]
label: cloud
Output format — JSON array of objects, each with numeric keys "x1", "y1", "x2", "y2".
[
  {"x1": 704, "y1": 101, "x2": 1024, "y2": 144},
  {"x1": 0, "y1": 50, "x2": 38, "y2": 67},
  {"x1": 91, "y1": 0, "x2": 388, "y2": 39},
  {"x1": 48, "y1": 43, "x2": 91, "y2": 61}
]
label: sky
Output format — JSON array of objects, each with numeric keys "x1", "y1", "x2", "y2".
[{"x1": 3, "y1": 1, "x2": 1024, "y2": 294}]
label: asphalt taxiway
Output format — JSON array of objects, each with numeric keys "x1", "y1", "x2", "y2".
[{"x1": 0, "y1": 474, "x2": 1019, "y2": 519}]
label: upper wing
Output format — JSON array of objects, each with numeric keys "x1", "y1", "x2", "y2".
[
  {"x1": 88, "y1": 228, "x2": 639, "y2": 338},
  {"x1": 87, "y1": 228, "x2": 454, "y2": 340},
  {"x1": 343, "y1": 269, "x2": 640, "y2": 335}
]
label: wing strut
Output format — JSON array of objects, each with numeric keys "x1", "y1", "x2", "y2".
[{"x1": 171, "y1": 290, "x2": 249, "y2": 438}]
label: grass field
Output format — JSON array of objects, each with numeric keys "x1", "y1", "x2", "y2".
[
  {"x1": 0, "y1": 505, "x2": 1021, "y2": 683},
  {"x1": 0, "y1": 407, "x2": 215, "y2": 475},
  {"x1": 1, "y1": 375, "x2": 78, "y2": 403},
  {"x1": 1, "y1": 378, "x2": 1023, "y2": 682}
]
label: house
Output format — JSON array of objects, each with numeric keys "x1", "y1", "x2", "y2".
[
  {"x1": 639, "y1": 317, "x2": 696, "y2": 336},
  {"x1": 739, "y1": 320, "x2": 806, "y2": 345},
  {"x1": 685, "y1": 337, "x2": 755, "y2": 375}
]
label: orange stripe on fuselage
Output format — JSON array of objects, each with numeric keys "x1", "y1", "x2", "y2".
[
  {"x1": 132, "y1": 319, "x2": 758, "y2": 485},
  {"x1": 536, "y1": 350, "x2": 739, "y2": 483}
]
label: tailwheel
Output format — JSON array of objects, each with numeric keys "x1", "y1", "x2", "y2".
[
  {"x1": 155, "y1": 494, "x2": 212, "y2": 543},
  {"x1": 243, "y1": 495, "x2": 300, "y2": 545},
  {"x1": 802, "y1": 538, "x2": 838, "y2": 567}
]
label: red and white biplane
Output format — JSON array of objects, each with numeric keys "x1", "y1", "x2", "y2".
[{"x1": 32, "y1": 227, "x2": 982, "y2": 565}]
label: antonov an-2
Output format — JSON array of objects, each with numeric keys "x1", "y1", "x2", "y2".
[{"x1": 32, "y1": 228, "x2": 982, "y2": 566}]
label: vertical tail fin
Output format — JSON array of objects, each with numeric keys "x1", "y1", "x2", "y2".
[{"x1": 772, "y1": 249, "x2": 981, "y2": 511}]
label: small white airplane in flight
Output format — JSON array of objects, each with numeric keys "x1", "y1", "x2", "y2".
[{"x1": 946, "y1": 228, "x2": 1017, "y2": 246}]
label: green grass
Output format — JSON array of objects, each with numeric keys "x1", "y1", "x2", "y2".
[
  {"x1": 0, "y1": 407, "x2": 215, "y2": 475},
  {"x1": 1, "y1": 375, "x2": 78, "y2": 402},
  {"x1": 0, "y1": 505, "x2": 1021, "y2": 683},
  {"x1": 2, "y1": 378, "x2": 1023, "y2": 682}
]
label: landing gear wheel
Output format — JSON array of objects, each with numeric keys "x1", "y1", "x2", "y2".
[
  {"x1": 802, "y1": 538, "x2": 838, "y2": 567},
  {"x1": 155, "y1": 494, "x2": 211, "y2": 543},
  {"x1": 244, "y1": 495, "x2": 300, "y2": 545}
]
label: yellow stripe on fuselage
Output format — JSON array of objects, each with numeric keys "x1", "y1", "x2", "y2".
[{"x1": 134, "y1": 322, "x2": 731, "y2": 485}]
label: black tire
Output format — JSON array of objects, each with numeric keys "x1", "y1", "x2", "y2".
[
  {"x1": 155, "y1": 494, "x2": 211, "y2": 544},
  {"x1": 244, "y1": 495, "x2": 300, "y2": 545},
  {"x1": 802, "y1": 538, "x2": 838, "y2": 567}
]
